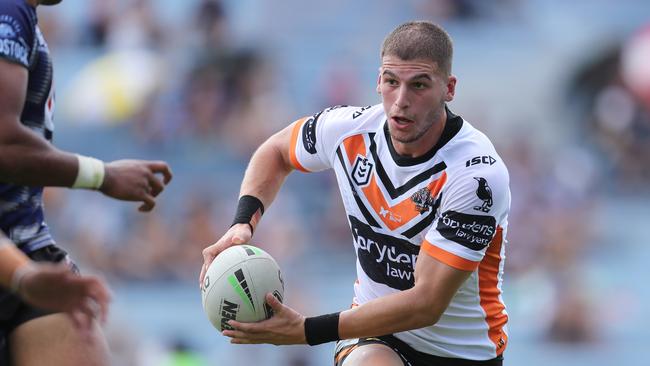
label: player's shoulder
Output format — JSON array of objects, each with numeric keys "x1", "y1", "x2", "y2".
[
  {"x1": 440, "y1": 120, "x2": 510, "y2": 220},
  {"x1": 443, "y1": 119, "x2": 509, "y2": 186},
  {"x1": 306, "y1": 104, "x2": 384, "y2": 146},
  {"x1": 0, "y1": 0, "x2": 36, "y2": 67},
  {"x1": 0, "y1": 0, "x2": 36, "y2": 26},
  {"x1": 444, "y1": 117, "x2": 505, "y2": 168},
  {"x1": 317, "y1": 104, "x2": 384, "y2": 127}
]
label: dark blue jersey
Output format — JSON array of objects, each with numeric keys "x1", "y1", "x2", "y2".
[{"x1": 0, "y1": 0, "x2": 55, "y2": 252}]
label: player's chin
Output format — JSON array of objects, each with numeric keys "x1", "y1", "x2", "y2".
[
  {"x1": 39, "y1": 0, "x2": 63, "y2": 5},
  {"x1": 388, "y1": 128, "x2": 416, "y2": 144}
]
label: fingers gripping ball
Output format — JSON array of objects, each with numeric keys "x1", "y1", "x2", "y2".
[{"x1": 201, "y1": 245, "x2": 284, "y2": 332}]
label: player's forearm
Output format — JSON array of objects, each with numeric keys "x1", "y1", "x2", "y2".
[
  {"x1": 239, "y1": 131, "x2": 294, "y2": 209},
  {"x1": 338, "y1": 287, "x2": 443, "y2": 339},
  {"x1": 0, "y1": 120, "x2": 78, "y2": 186},
  {"x1": 0, "y1": 238, "x2": 31, "y2": 290}
]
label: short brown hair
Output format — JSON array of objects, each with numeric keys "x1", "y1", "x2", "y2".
[{"x1": 381, "y1": 21, "x2": 453, "y2": 75}]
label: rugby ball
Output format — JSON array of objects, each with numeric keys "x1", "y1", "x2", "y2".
[{"x1": 201, "y1": 245, "x2": 284, "y2": 332}]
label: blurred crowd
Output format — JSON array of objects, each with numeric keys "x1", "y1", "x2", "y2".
[
  {"x1": 31, "y1": 0, "x2": 650, "y2": 364},
  {"x1": 567, "y1": 24, "x2": 650, "y2": 190}
]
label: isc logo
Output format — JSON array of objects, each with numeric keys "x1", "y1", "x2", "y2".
[{"x1": 465, "y1": 155, "x2": 496, "y2": 167}]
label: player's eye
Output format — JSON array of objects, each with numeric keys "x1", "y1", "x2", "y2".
[
  {"x1": 385, "y1": 78, "x2": 398, "y2": 86},
  {"x1": 412, "y1": 82, "x2": 427, "y2": 89}
]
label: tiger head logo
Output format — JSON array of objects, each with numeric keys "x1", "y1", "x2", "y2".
[{"x1": 411, "y1": 187, "x2": 434, "y2": 214}]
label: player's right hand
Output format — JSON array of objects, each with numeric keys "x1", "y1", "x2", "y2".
[
  {"x1": 100, "y1": 159, "x2": 173, "y2": 212},
  {"x1": 199, "y1": 223, "x2": 252, "y2": 289},
  {"x1": 18, "y1": 263, "x2": 111, "y2": 330}
]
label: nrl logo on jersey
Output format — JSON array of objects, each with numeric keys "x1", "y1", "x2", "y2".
[
  {"x1": 352, "y1": 155, "x2": 373, "y2": 186},
  {"x1": 411, "y1": 187, "x2": 435, "y2": 214}
]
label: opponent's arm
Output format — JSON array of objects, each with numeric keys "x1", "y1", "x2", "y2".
[
  {"x1": 0, "y1": 235, "x2": 110, "y2": 328},
  {"x1": 0, "y1": 59, "x2": 172, "y2": 211},
  {"x1": 0, "y1": 236, "x2": 30, "y2": 289},
  {"x1": 199, "y1": 122, "x2": 296, "y2": 286},
  {"x1": 0, "y1": 59, "x2": 78, "y2": 186},
  {"x1": 222, "y1": 248, "x2": 471, "y2": 345}
]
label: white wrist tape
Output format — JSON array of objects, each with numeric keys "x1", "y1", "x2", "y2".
[
  {"x1": 73, "y1": 154, "x2": 105, "y2": 189},
  {"x1": 10, "y1": 263, "x2": 36, "y2": 293}
]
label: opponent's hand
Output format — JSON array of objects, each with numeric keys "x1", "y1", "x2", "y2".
[
  {"x1": 18, "y1": 264, "x2": 111, "y2": 331},
  {"x1": 199, "y1": 223, "x2": 252, "y2": 289},
  {"x1": 223, "y1": 293, "x2": 306, "y2": 345},
  {"x1": 100, "y1": 160, "x2": 173, "y2": 212}
]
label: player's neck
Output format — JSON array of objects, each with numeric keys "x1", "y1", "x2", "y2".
[
  {"x1": 392, "y1": 109, "x2": 447, "y2": 158},
  {"x1": 25, "y1": 0, "x2": 39, "y2": 8}
]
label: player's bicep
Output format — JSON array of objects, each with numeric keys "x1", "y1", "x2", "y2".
[
  {"x1": 263, "y1": 120, "x2": 297, "y2": 172},
  {"x1": 0, "y1": 58, "x2": 28, "y2": 125}
]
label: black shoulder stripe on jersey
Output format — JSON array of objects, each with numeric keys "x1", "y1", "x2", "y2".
[
  {"x1": 368, "y1": 134, "x2": 447, "y2": 200},
  {"x1": 336, "y1": 147, "x2": 381, "y2": 228},
  {"x1": 401, "y1": 193, "x2": 443, "y2": 239}
]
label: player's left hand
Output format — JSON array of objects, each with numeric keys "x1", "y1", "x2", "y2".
[{"x1": 222, "y1": 293, "x2": 307, "y2": 345}]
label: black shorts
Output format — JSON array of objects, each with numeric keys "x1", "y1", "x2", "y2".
[
  {"x1": 334, "y1": 335, "x2": 503, "y2": 366},
  {"x1": 0, "y1": 245, "x2": 77, "y2": 364}
]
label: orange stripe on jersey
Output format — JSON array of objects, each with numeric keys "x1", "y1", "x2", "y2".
[
  {"x1": 421, "y1": 240, "x2": 479, "y2": 271},
  {"x1": 361, "y1": 174, "x2": 444, "y2": 230},
  {"x1": 427, "y1": 171, "x2": 447, "y2": 197},
  {"x1": 362, "y1": 174, "x2": 414, "y2": 230},
  {"x1": 289, "y1": 118, "x2": 309, "y2": 172},
  {"x1": 342, "y1": 134, "x2": 448, "y2": 230},
  {"x1": 478, "y1": 227, "x2": 508, "y2": 355},
  {"x1": 342, "y1": 134, "x2": 367, "y2": 165}
]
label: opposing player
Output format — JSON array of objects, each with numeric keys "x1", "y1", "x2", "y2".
[
  {"x1": 200, "y1": 21, "x2": 509, "y2": 365},
  {"x1": 0, "y1": 0, "x2": 172, "y2": 365}
]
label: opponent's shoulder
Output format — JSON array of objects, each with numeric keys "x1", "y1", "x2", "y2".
[
  {"x1": 0, "y1": 0, "x2": 36, "y2": 67},
  {"x1": 0, "y1": 0, "x2": 36, "y2": 28}
]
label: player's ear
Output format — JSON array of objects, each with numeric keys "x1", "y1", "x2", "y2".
[{"x1": 444, "y1": 75, "x2": 457, "y2": 102}]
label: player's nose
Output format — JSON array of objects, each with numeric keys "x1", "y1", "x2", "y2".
[{"x1": 394, "y1": 86, "x2": 410, "y2": 109}]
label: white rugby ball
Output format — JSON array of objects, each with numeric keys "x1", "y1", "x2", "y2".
[{"x1": 201, "y1": 245, "x2": 284, "y2": 332}]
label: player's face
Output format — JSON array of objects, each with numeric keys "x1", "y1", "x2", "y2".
[{"x1": 378, "y1": 56, "x2": 456, "y2": 155}]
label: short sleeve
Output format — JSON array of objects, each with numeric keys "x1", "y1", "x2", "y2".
[
  {"x1": 0, "y1": 2, "x2": 35, "y2": 68},
  {"x1": 422, "y1": 161, "x2": 510, "y2": 271},
  {"x1": 289, "y1": 105, "x2": 365, "y2": 172}
]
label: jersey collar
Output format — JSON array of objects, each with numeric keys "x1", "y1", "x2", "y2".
[{"x1": 383, "y1": 105, "x2": 463, "y2": 167}]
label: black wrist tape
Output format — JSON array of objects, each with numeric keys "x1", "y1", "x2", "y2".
[
  {"x1": 231, "y1": 195, "x2": 265, "y2": 233},
  {"x1": 304, "y1": 312, "x2": 341, "y2": 346}
]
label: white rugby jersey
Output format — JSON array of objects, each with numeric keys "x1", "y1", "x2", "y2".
[{"x1": 289, "y1": 104, "x2": 510, "y2": 360}]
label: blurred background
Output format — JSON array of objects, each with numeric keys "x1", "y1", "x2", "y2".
[{"x1": 34, "y1": 0, "x2": 650, "y2": 365}]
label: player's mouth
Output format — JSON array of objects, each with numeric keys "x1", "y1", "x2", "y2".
[{"x1": 390, "y1": 115, "x2": 415, "y2": 130}]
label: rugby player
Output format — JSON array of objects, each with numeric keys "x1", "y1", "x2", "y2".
[
  {"x1": 0, "y1": 0, "x2": 172, "y2": 364},
  {"x1": 201, "y1": 21, "x2": 509, "y2": 366}
]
